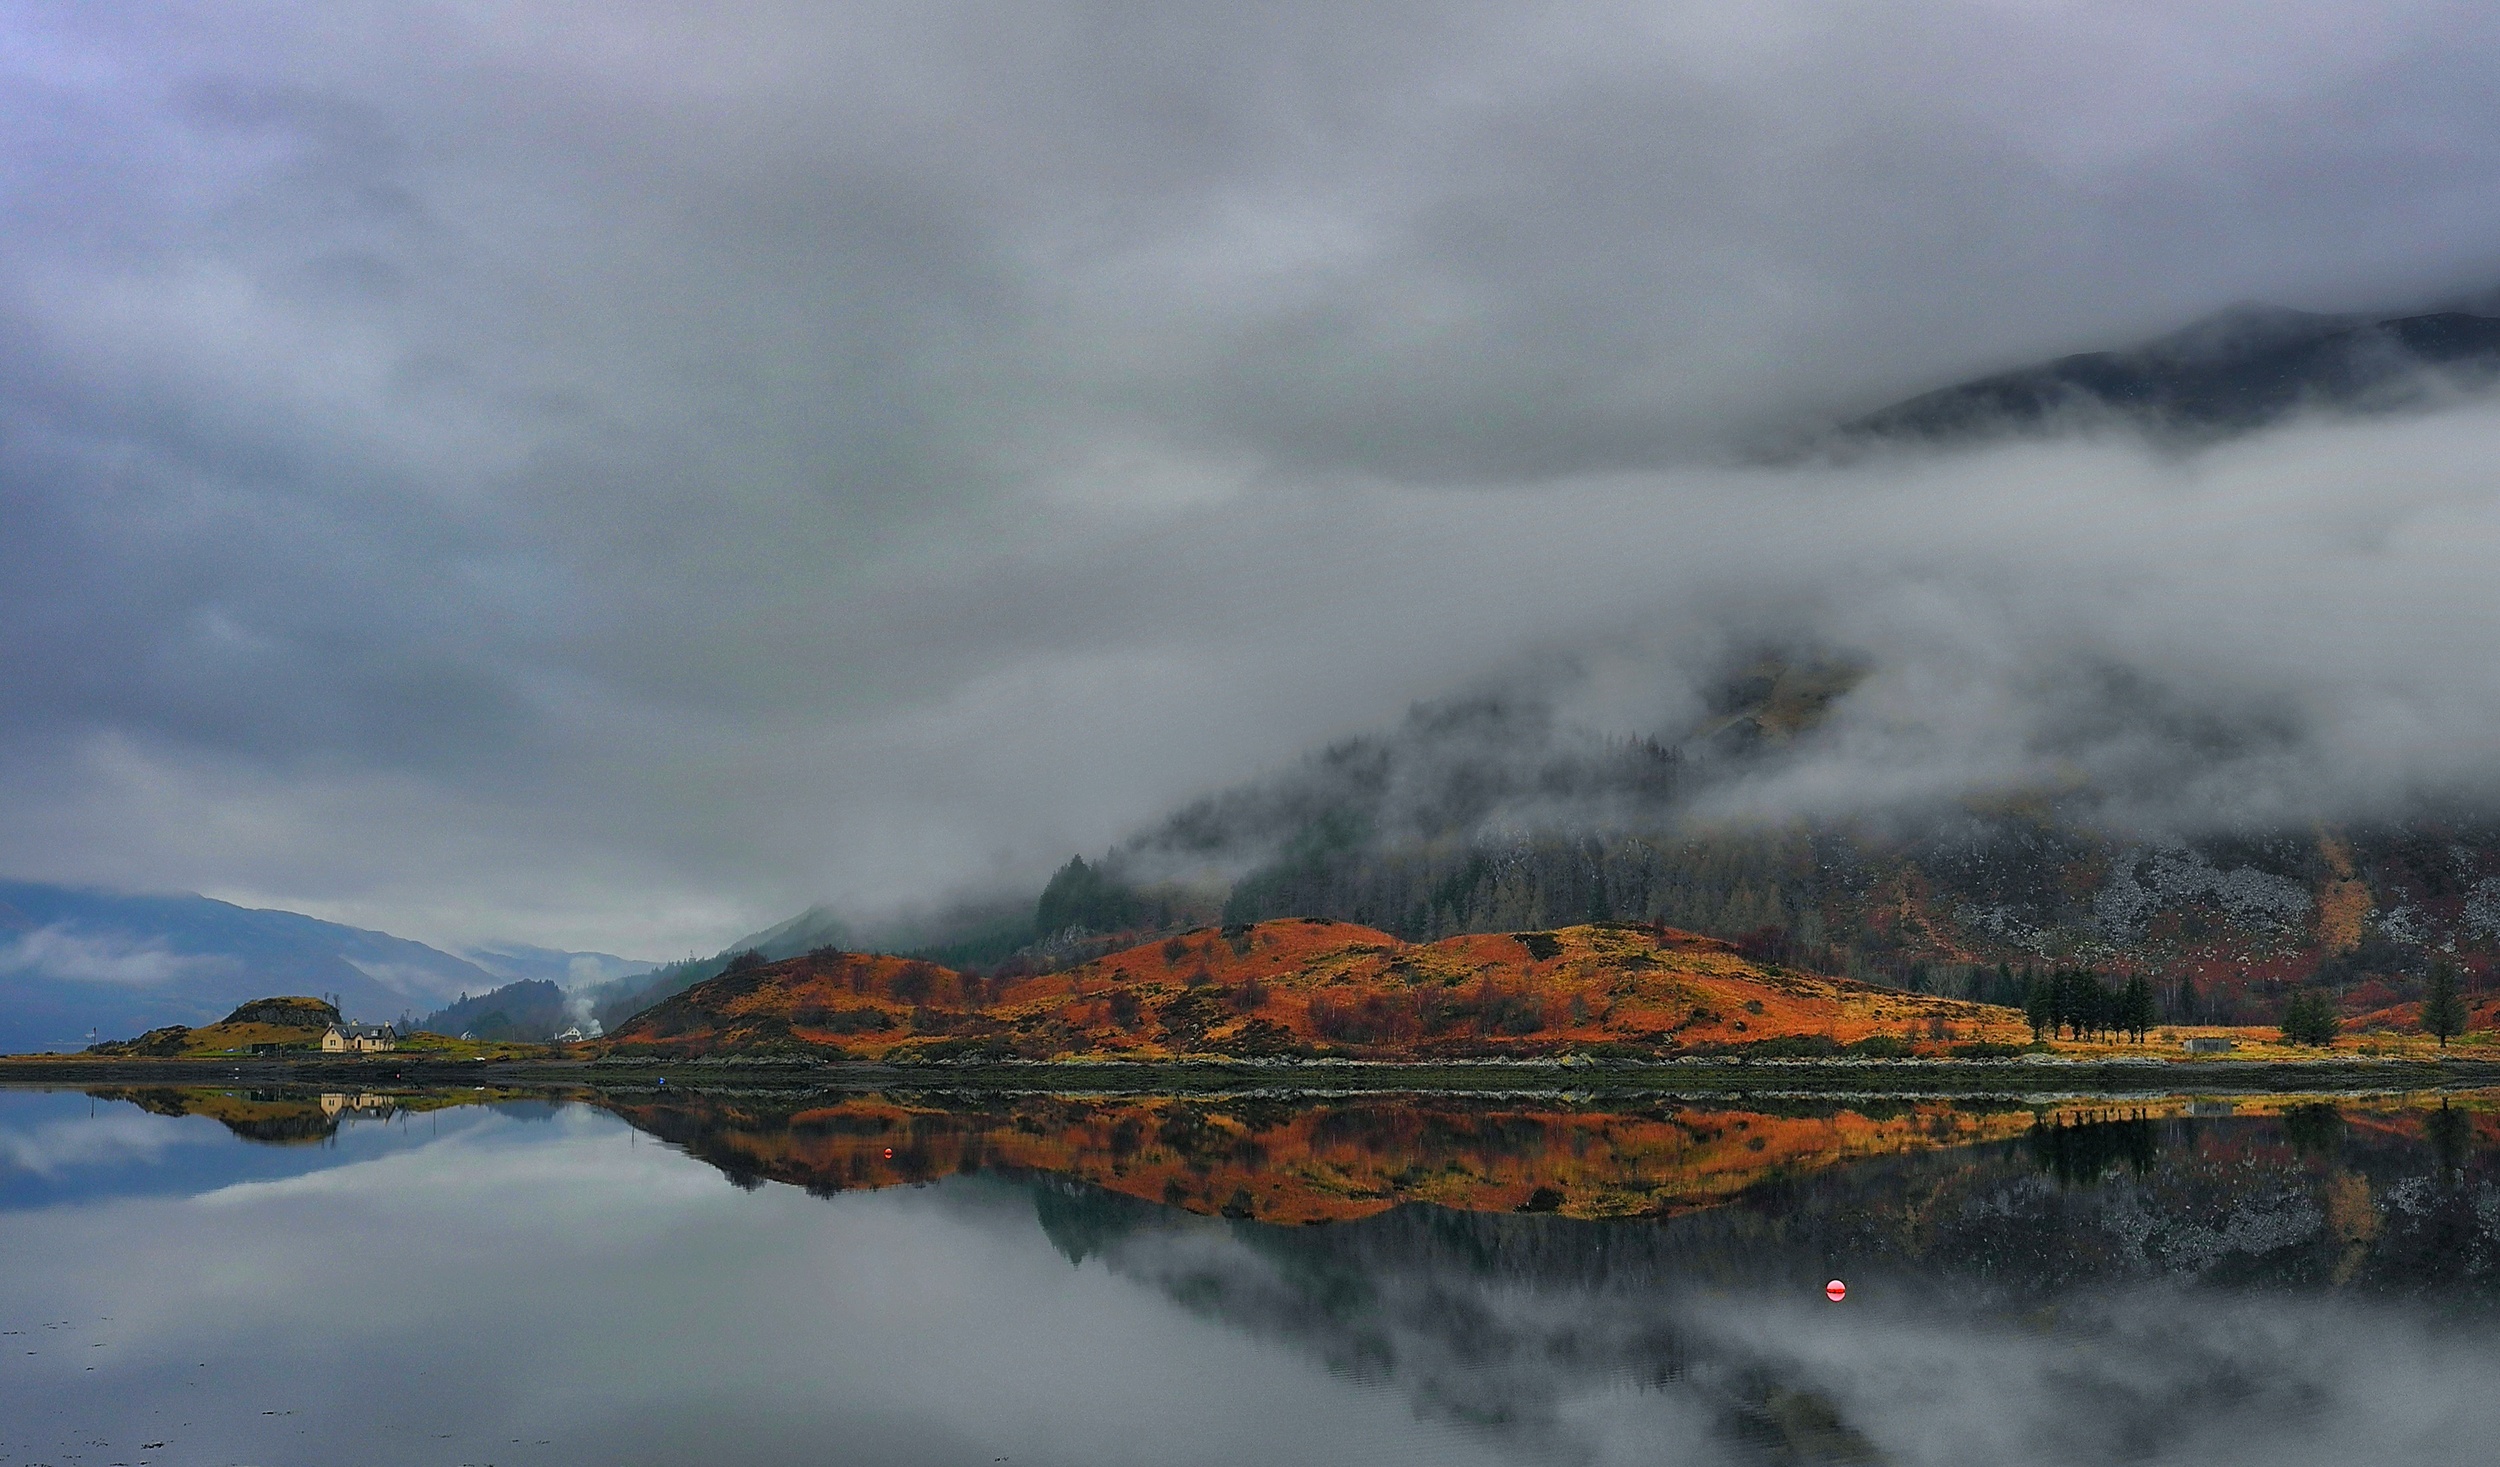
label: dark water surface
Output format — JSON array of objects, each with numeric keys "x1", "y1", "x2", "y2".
[{"x1": 1, "y1": 1086, "x2": 2494, "y2": 1466}]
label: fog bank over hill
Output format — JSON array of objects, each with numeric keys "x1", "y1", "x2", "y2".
[
  {"x1": 557, "y1": 384, "x2": 2500, "y2": 1026},
  {"x1": 578, "y1": 390, "x2": 2500, "y2": 1023},
  {"x1": 1099, "y1": 402, "x2": 2500, "y2": 868}
]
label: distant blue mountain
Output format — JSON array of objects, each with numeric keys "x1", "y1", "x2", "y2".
[{"x1": 0, "y1": 880, "x2": 634, "y2": 1054}]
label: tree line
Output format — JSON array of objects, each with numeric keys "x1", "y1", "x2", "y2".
[{"x1": 2021, "y1": 968, "x2": 2158, "y2": 1044}]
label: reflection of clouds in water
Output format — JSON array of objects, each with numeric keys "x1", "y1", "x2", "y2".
[
  {"x1": 9, "y1": 1091, "x2": 2497, "y2": 1467},
  {"x1": 1087, "y1": 1192, "x2": 2500, "y2": 1466},
  {"x1": 0, "y1": 1103, "x2": 1516, "y2": 1467},
  {"x1": 1690, "y1": 1288, "x2": 2497, "y2": 1467},
  {"x1": 0, "y1": 1109, "x2": 213, "y2": 1178},
  {"x1": 1101, "y1": 1215, "x2": 1721, "y2": 1463}
]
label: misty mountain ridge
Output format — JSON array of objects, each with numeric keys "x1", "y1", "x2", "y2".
[
  {"x1": 409, "y1": 946, "x2": 666, "y2": 1041},
  {"x1": 457, "y1": 943, "x2": 655, "y2": 989},
  {"x1": 566, "y1": 301, "x2": 2500, "y2": 1033},
  {"x1": 0, "y1": 880, "x2": 495, "y2": 1052},
  {"x1": 1837, "y1": 301, "x2": 2500, "y2": 444},
  {"x1": 0, "y1": 878, "x2": 653, "y2": 1052},
  {"x1": 417, "y1": 979, "x2": 578, "y2": 1043},
  {"x1": 621, "y1": 641, "x2": 2500, "y2": 1034}
]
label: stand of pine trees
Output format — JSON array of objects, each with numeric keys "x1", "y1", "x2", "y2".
[{"x1": 2022, "y1": 968, "x2": 2156, "y2": 1043}]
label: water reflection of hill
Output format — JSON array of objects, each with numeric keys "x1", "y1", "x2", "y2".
[
  {"x1": 980, "y1": 1099, "x2": 2499, "y2": 1294},
  {"x1": 616, "y1": 1090, "x2": 2499, "y2": 1464},
  {"x1": 84, "y1": 1086, "x2": 525, "y2": 1145},
  {"x1": 606, "y1": 1089, "x2": 2500, "y2": 1309},
  {"x1": 603, "y1": 1091, "x2": 2048, "y2": 1221},
  {"x1": 1100, "y1": 1117, "x2": 2498, "y2": 1462},
  {"x1": 606, "y1": 1090, "x2": 2497, "y2": 1261}
]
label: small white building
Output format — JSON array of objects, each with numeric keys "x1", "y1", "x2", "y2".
[
  {"x1": 319, "y1": 1091, "x2": 396, "y2": 1116},
  {"x1": 321, "y1": 1021, "x2": 398, "y2": 1054}
]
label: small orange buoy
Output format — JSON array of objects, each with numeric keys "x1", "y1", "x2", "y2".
[
  {"x1": 883, "y1": 1147, "x2": 894, "y2": 1158},
  {"x1": 1825, "y1": 1279, "x2": 1847, "y2": 1302}
]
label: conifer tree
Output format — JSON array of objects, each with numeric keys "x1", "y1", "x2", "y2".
[
  {"x1": 2422, "y1": 961, "x2": 2467, "y2": 1050},
  {"x1": 2119, "y1": 975, "x2": 2156, "y2": 1042},
  {"x1": 2280, "y1": 990, "x2": 2339, "y2": 1048}
]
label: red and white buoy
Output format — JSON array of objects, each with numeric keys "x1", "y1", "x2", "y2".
[
  {"x1": 883, "y1": 1147, "x2": 894, "y2": 1159},
  {"x1": 1825, "y1": 1279, "x2": 1847, "y2": 1302}
]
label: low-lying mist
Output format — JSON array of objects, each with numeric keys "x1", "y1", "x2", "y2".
[{"x1": 901, "y1": 398, "x2": 2500, "y2": 907}]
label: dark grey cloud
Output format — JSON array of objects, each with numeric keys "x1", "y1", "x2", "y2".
[{"x1": 7, "y1": 2, "x2": 2500, "y2": 949}]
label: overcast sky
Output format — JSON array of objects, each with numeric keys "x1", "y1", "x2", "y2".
[{"x1": 10, "y1": 2, "x2": 2500, "y2": 956}]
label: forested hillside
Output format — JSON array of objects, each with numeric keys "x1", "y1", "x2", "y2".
[{"x1": 590, "y1": 653, "x2": 2500, "y2": 1037}]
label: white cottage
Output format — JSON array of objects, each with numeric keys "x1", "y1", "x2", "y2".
[{"x1": 321, "y1": 1021, "x2": 398, "y2": 1054}]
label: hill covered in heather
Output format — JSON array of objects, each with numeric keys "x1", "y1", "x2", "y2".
[{"x1": 602, "y1": 919, "x2": 2028, "y2": 1062}]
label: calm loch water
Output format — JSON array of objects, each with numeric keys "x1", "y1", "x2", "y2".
[{"x1": 0, "y1": 1086, "x2": 2493, "y2": 1467}]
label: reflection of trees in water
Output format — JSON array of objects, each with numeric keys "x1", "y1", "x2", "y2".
[
  {"x1": 2027, "y1": 1113, "x2": 2162, "y2": 1185},
  {"x1": 2427, "y1": 1102, "x2": 2472, "y2": 1174},
  {"x1": 2281, "y1": 1102, "x2": 2345, "y2": 1159},
  {"x1": 1719, "y1": 1372, "x2": 1883, "y2": 1466}
]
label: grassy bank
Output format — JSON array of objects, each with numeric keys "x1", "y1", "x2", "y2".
[{"x1": 8, "y1": 1050, "x2": 2500, "y2": 1097}]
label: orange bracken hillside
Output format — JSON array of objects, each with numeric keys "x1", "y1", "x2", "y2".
[
  {"x1": 2348, "y1": 992, "x2": 2500, "y2": 1039},
  {"x1": 603, "y1": 918, "x2": 2031, "y2": 1061}
]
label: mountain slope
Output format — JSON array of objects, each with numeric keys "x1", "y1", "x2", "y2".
[
  {"x1": 417, "y1": 979, "x2": 575, "y2": 1041},
  {"x1": 458, "y1": 943, "x2": 655, "y2": 989},
  {"x1": 642, "y1": 645, "x2": 2500, "y2": 1041},
  {"x1": 603, "y1": 918, "x2": 2029, "y2": 1061},
  {"x1": 1842, "y1": 304, "x2": 2500, "y2": 443},
  {"x1": 0, "y1": 879, "x2": 504, "y2": 1052}
]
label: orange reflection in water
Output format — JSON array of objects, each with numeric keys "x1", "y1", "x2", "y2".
[{"x1": 606, "y1": 1092, "x2": 2044, "y2": 1222}]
